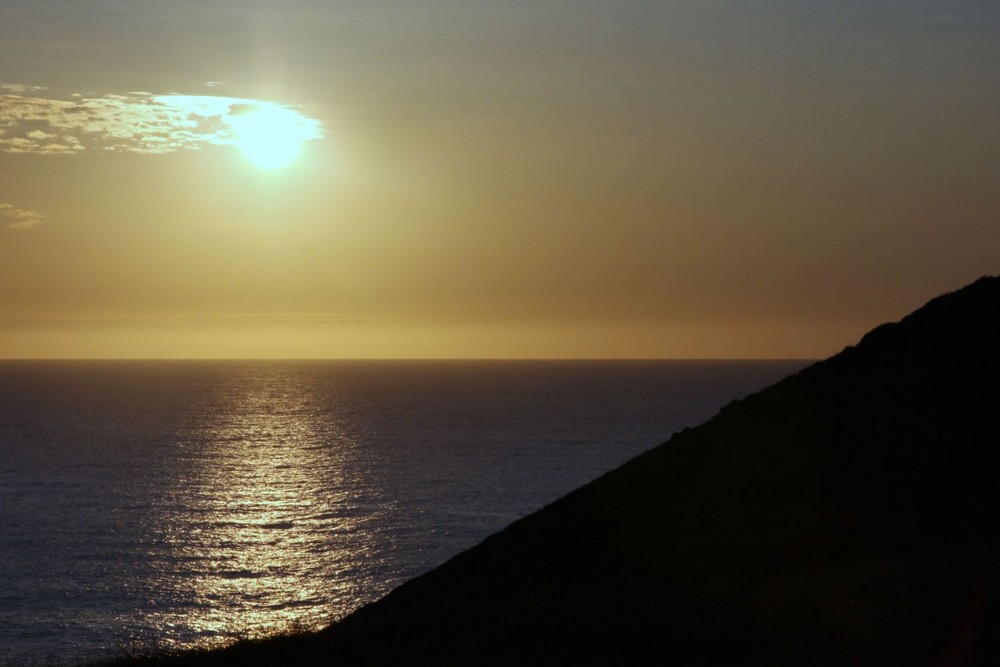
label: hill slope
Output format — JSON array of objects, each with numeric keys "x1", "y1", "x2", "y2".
[{"x1": 118, "y1": 277, "x2": 1000, "y2": 665}]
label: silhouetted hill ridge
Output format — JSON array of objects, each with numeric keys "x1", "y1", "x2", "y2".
[
  {"x1": 322, "y1": 275, "x2": 1000, "y2": 665},
  {"x1": 300, "y1": 276, "x2": 1000, "y2": 665}
]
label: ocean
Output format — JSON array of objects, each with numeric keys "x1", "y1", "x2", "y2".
[{"x1": 0, "y1": 360, "x2": 807, "y2": 665}]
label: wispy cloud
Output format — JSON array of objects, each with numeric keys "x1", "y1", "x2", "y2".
[
  {"x1": 0, "y1": 83, "x2": 46, "y2": 94},
  {"x1": 0, "y1": 87, "x2": 323, "y2": 156},
  {"x1": 0, "y1": 312, "x2": 369, "y2": 325},
  {"x1": 0, "y1": 203, "x2": 45, "y2": 230}
]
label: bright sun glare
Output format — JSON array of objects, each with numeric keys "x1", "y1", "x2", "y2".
[{"x1": 226, "y1": 105, "x2": 314, "y2": 169}]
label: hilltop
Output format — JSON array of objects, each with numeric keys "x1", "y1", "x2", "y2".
[{"x1": 103, "y1": 276, "x2": 1000, "y2": 665}]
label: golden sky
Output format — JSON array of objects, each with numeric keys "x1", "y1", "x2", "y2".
[{"x1": 1, "y1": 1, "x2": 997, "y2": 359}]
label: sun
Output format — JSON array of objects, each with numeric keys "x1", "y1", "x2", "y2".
[{"x1": 225, "y1": 104, "x2": 315, "y2": 169}]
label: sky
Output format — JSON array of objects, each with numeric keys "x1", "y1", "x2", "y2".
[{"x1": 0, "y1": 1, "x2": 997, "y2": 359}]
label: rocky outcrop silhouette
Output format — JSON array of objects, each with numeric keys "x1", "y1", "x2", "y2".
[{"x1": 112, "y1": 277, "x2": 1000, "y2": 665}]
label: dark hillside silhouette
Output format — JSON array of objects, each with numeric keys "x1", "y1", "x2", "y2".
[{"x1": 104, "y1": 276, "x2": 1000, "y2": 666}]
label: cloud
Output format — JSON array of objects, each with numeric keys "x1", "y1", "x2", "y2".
[
  {"x1": 0, "y1": 203, "x2": 45, "y2": 230},
  {"x1": 0, "y1": 83, "x2": 46, "y2": 94},
  {"x1": 27, "y1": 130, "x2": 57, "y2": 140},
  {"x1": 0, "y1": 88, "x2": 323, "y2": 156},
  {"x1": 0, "y1": 312, "x2": 366, "y2": 325}
]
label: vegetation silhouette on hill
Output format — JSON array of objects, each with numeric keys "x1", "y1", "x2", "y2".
[{"x1": 104, "y1": 276, "x2": 1000, "y2": 666}]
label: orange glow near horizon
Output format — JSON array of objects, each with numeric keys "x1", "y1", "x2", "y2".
[{"x1": 0, "y1": 4, "x2": 997, "y2": 359}]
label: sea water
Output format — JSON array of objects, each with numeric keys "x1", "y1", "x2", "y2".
[{"x1": 0, "y1": 360, "x2": 806, "y2": 664}]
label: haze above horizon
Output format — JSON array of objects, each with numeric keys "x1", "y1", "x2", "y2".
[{"x1": 1, "y1": 2, "x2": 997, "y2": 359}]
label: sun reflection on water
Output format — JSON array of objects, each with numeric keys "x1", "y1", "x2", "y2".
[{"x1": 135, "y1": 365, "x2": 393, "y2": 651}]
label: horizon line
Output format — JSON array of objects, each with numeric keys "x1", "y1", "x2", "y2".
[{"x1": 0, "y1": 357, "x2": 818, "y2": 362}]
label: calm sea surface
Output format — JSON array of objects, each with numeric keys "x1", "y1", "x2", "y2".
[{"x1": 0, "y1": 360, "x2": 807, "y2": 664}]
